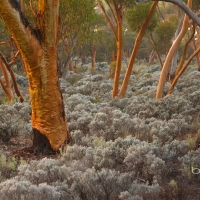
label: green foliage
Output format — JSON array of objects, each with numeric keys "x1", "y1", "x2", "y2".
[
  {"x1": 154, "y1": 14, "x2": 179, "y2": 54},
  {"x1": 109, "y1": 61, "x2": 116, "y2": 69},
  {"x1": 67, "y1": 75, "x2": 82, "y2": 85},
  {"x1": 92, "y1": 136, "x2": 107, "y2": 148},
  {"x1": 23, "y1": 0, "x2": 38, "y2": 29},
  {"x1": 60, "y1": 0, "x2": 96, "y2": 43},
  {"x1": 186, "y1": 134, "x2": 197, "y2": 150},
  {"x1": 76, "y1": 65, "x2": 84, "y2": 73},
  {"x1": 103, "y1": 0, "x2": 136, "y2": 7},
  {"x1": 91, "y1": 97, "x2": 101, "y2": 104},
  {"x1": 144, "y1": 73, "x2": 152, "y2": 78},
  {"x1": 0, "y1": 18, "x2": 7, "y2": 32},
  {"x1": 193, "y1": 0, "x2": 200, "y2": 11},
  {"x1": 0, "y1": 155, "x2": 17, "y2": 182},
  {"x1": 186, "y1": 130, "x2": 200, "y2": 150},
  {"x1": 169, "y1": 180, "x2": 179, "y2": 198},
  {"x1": 125, "y1": 2, "x2": 158, "y2": 33}
]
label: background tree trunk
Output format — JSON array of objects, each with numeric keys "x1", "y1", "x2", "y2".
[{"x1": 91, "y1": 43, "x2": 96, "y2": 70}]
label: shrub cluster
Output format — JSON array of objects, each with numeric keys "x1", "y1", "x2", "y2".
[{"x1": 0, "y1": 65, "x2": 200, "y2": 199}]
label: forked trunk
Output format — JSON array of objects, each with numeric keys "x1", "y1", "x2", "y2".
[
  {"x1": 26, "y1": 38, "x2": 68, "y2": 152},
  {"x1": 167, "y1": 47, "x2": 200, "y2": 94},
  {"x1": 0, "y1": 0, "x2": 69, "y2": 152},
  {"x1": 156, "y1": 0, "x2": 192, "y2": 99}
]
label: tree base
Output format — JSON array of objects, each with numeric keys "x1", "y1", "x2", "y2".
[{"x1": 32, "y1": 128, "x2": 57, "y2": 155}]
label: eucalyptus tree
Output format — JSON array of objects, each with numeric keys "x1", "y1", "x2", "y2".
[
  {"x1": 151, "y1": 0, "x2": 197, "y2": 99},
  {"x1": 98, "y1": 0, "x2": 135, "y2": 97},
  {"x1": 125, "y1": 2, "x2": 160, "y2": 64},
  {"x1": 0, "y1": 0, "x2": 69, "y2": 153},
  {"x1": 118, "y1": 2, "x2": 158, "y2": 98},
  {"x1": 134, "y1": 0, "x2": 200, "y2": 99},
  {"x1": 154, "y1": 14, "x2": 178, "y2": 56},
  {"x1": 59, "y1": 0, "x2": 96, "y2": 79}
]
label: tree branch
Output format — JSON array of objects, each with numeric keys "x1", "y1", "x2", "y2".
[
  {"x1": 98, "y1": 2, "x2": 118, "y2": 41},
  {"x1": 167, "y1": 46, "x2": 200, "y2": 94},
  {"x1": 0, "y1": 0, "x2": 31, "y2": 61},
  {"x1": 30, "y1": 0, "x2": 37, "y2": 17},
  {"x1": 0, "y1": 51, "x2": 24, "y2": 102},
  {"x1": 141, "y1": 0, "x2": 200, "y2": 26}
]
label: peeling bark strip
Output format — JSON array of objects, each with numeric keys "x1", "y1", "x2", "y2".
[{"x1": 0, "y1": 0, "x2": 69, "y2": 151}]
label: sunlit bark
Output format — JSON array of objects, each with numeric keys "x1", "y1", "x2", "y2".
[
  {"x1": 174, "y1": 22, "x2": 195, "y2": 77},
  {"x1": 112, "y1": 3, "x2": 123, "y2": 97},
  {"x1": 98, "y1": 2, "x2": 123, "y2": 97},
  {"x1": 0, "y1": 0, "x2": 69, "y2": 152},
  {"x1": 193, "y1": 26, "x2": 200, "y2": 71},
  {"x1": 156, "y1": 0, "x2": 192, "y2": 99},
  {"x1": 118, "y1": 2, "x2": 158, "y2": 98},
  {"x1": 167, "y1": 47, "x2": 200, "y2": 94},
  {"x1": 0, "y1": 58, "x2": 14, "y2": 101},
  {"x1": 149, "y1": 0, "x2": 200, "y2": 26},
  {"x1": 0, "y1": 51, "x2": 24, "y2": 102}
]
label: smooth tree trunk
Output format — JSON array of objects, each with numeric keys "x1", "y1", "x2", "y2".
[
  {"x1": 62, "y1": 56, "x2": 70, "y2": 78},
  {"x1": 0, "y1": 58, "x2": 14, "y2": 101},
  {"x1": 0, "y1": 52, "x2": 24, "y2": 102},
  {"x1": 69, "y1": 58, "x2": 74, "y2": 72},
  {"x1": 98, "y1": 2, "x2": 123, "y2": 98},
  {"x1": 193, "y1": 26, "x2": 200, "y2": 71},
  {"x1": 90, "y1": 42, "x2": 96, "y2": 70},
  {"x1": 110, "y1": 50, "x2": 117, "y2": 79},
  {"x1": 174, "y1": 22, "x2": 195, "y2": 77},
  {"x1": 148, "y1": 0, "x2": 200, "y2": 26},
  {"x1": 146, "y1": 33, "x2": 163, "y2": 67},
  {"x1": 167, "y1": 47, "x2": 200, "y2": 94},
  {"x1": 156, "y1": 0, "x2": 192, "y2": 99},
  {"x1": 112, "y1": 13, "x2": 123, "y2": 97},
  {"x1": 118, "y1": 2, "x2": 158, "y2": 98},
  {"x1": 169, "y1": 24, "x2": 182, "y2": 82},
  {"x1": 0, "y1": 0, "x2": 69, "y2": 152},
  {"x1": 61, "y1": 37, "x2": 77, "y2": 79}
]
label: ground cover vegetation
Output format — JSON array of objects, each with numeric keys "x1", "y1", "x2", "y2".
[{"x1": 0, "y1": 0, "x2": 200, "y2": 199}]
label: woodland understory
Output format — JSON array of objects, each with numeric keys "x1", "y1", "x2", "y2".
[{"x1": 0, "y1": 63, "x2": 200, "y2": 200}]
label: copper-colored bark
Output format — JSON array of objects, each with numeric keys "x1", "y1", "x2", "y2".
[
  {"x1": 156, "y1": 0, "x2": 192, "y2": 99},
  {"x1": 0, "y1": 52, "x2": 24, "y2": 102},
  {"x1": 112, "y1": 9, "x2": 123, "y2": 97},
  {"x1": 118, "y1": 2, "x2": 158, "y2": 98},
  {"x1": 0, "y1": 58, "x2": 14, "y2": 101},
  {"x1": 167, "y1": 47, "x2": 200, "y2": 94},
  {"x1": 174, "y1": 23, "x2": 195, "y2": 80},
  {"x1": 0, "y1": 0, "x2": 69, "y2": 151},
  {"x1": 193, "y1": 26, "x2": 200, "y2": 71},
  {"x1": 98, "y1": 2, "x2": 123, "y2": 98}
]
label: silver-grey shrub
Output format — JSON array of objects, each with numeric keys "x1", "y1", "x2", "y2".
[{"x1": 0, "y1": 103, "x2": 31, "y2": 142}]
